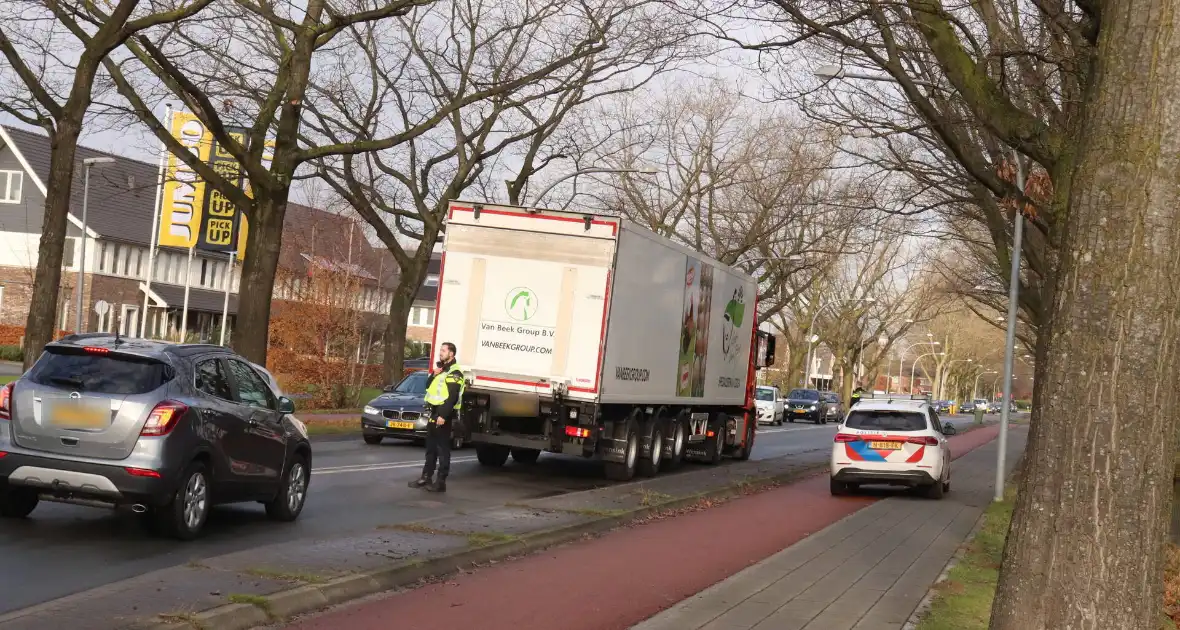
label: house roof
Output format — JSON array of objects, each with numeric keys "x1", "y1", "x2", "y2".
[
  {"x1": 2, "y1": 125, "x2": 162, "y2": 243},
  {"x1": 0, "y1": 124, "x2": 441, "y2": 303}
]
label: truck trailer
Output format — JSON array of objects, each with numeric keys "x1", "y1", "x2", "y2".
[{"x1": 431, "y1": 201, "x2": 776, "y2": 481}]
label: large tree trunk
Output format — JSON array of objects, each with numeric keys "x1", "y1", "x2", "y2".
[
  {"x1": 990, "y1": 5, "x2": 1180, "y2": 628},
  {"x1": 382, "y1": 287, "x2": 414, "y2": 386},
  {"x1": 232, "y1": 194, "x2": 287, "y2": 364},
  {"x1": 23, "y1": 124, "x2": 83, "y2": 369},
  {"x1": 381, "y1": 245, "x2": 433, "y2": 384}
]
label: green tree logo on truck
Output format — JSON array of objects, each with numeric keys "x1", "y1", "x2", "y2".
[
  {"x1": 721, "y1": 286, "x2": 746, "y2": 361},
  {"x1": 505, "y1": 287, "x2": 538, "y2": 322}
]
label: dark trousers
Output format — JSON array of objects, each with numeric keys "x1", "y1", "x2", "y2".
[{"x1": 422, "y1": 418, "x2": 452, "y2": 480}]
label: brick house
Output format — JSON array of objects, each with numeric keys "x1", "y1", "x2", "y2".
[{"x1": 0, "y1": 124, "x2": 438, "y2": 351}]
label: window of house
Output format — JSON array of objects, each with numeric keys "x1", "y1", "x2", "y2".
[
  {"x1": 425, "y1": 307, "x2": 434, "y2": 326},
  {"x1": 97, "y1": 242, "x2": 108, "y2": 272},
  {"x1": 424, "y1": 275, "x2": 439, "y2": 287},
  {"x1": 0, "y1": 171, "x2": 23, "y2": 204},
  {"x1": 62, "y1": 238, "x2": 76, "y2": 270}
]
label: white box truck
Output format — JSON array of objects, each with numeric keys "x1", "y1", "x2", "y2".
[{"x1": 431, "y1": 201, "x2": 776, "y2": 481}]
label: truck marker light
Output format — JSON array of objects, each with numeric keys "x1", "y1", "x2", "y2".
[{"x1": 706, "y1": 430, "x2": 715, "y2": 437}]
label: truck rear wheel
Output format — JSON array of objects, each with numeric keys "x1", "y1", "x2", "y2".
[
  {"x1": 510, "y1": 448, "x2": 541, "y2": 464},
  {"x1": 476, "y1": 444, "x2": 511, "y2": 467},
  {"x1": 637, "y1": 424, "x2": 663, "y2": 477},
  {"x1": 661, "y1": 416, "x2": 687, "y2": 472},
  {"x1": 604, "y1": 422, "x2": 639, "y2": 481}
]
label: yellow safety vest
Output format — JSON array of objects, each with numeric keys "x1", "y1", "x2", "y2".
[{"x1": 424, "y1": 363, "x2": 465, "y2": 410}]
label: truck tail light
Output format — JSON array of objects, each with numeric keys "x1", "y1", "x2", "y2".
[
  {"x1": 907, "y1": 436, "x2": 940, "y2": 446},
  {"x1": 140, "y1": 401, "x2": 188, "y2": 437},
  {"x1": 564, "y1": 426, "x2": 591, "y2": 438},
  {"x1": 834, "y1": 433, "x2": 861, "y2": 443}
]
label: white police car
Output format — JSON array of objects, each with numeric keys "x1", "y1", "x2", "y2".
[{"x1": 829, "y1": 398, "x2": 950, "y2": 499}]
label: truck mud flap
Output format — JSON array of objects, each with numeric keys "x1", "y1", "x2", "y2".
[{"x1": 600, "y1": 437, "x2": 629, "y2": 463}]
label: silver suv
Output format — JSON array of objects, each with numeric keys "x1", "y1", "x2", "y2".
[{"x1": 0, "y1": 334, "x2": 312, "y2": 539}]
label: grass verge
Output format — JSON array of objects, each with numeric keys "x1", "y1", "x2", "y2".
[
  {"x1": 915, "y1": 488, "x2": 1013, "y2": 630},
  {"x1": 919, "y1": 483, "x2": 1180, "y2": 630}
]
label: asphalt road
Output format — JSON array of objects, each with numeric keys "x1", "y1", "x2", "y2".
[{"x1": 0, "y1": 421, "x2": 847, "y2": 615}]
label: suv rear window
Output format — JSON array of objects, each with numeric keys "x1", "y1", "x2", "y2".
[
  {"x1": 845, "y1": 410, "x2": 928, "y2": 432},
  {"x1": 28, "y1": 349, "x2": 174, "y2": 395}
]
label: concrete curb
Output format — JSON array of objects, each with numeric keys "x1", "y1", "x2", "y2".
[
  {"x1": 132, "y1": 463, "x2": 829, "y2": 630},
  {"x1": 901, "y1": 453, "x2": 1025, "y2": 630}
]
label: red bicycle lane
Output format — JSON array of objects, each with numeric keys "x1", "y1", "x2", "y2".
[{"x1": 285, "y1": 424, "x2": 1002, "y2": 630}]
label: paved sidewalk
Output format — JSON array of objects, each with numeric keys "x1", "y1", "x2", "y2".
[{"x1": 632, "y1": 427, "x2": 1027, "y2": 630}]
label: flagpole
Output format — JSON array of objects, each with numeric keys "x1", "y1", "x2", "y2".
[
  {"x1": 181, "y1": 245, "x2": 193, "y2": 339},
  {"x1": 141, "y1": 103, "x2": 172, "y2": 338},
  {"x1": 220, "y1": 250, "x2": 234, "y2": 346}
]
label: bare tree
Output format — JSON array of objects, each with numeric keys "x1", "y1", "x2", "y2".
[
  {"x1": 97, "y1": 0, "x2": 608, "y2": 364},
  {"x1": 579, "y1": 82, "x2": 875, "y2": 322},
  {"x1": 0, "y1": 0, "x2": 212, "y2": 367},
  {"x1": 306, "y1": 0, "x2": 692, "y2": 381}
]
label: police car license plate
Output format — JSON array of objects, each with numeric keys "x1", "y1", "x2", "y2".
[
  {"x1": 388, "y1": 421, "x2": 414, "y2": 430},
  {"x1": 870, "y1": 441, "x2": 902, "y2": 450}
]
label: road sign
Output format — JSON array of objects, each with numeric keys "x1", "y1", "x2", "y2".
[{"x1": 94, "y1": 300, "x2": 110, "y2": 316}]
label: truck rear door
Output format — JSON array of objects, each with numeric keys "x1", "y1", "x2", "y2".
[{"x1": 433, "y1": 203, "x2": 619, "y2": 400}]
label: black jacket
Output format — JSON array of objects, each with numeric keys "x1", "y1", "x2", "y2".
[{"x1": 426, "y1": 361, "x2": 463, "y2": 422}]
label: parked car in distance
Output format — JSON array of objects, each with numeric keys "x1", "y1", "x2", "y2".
[
  {"x1": 830, "y1": 398, "x2": 951, "y2": 499},
  {"x1": 784, "y1": 388, "x2": 831, "y2": 424},
  {"x1": 361, "y1": 370, "x2": 467, "y2": 449},
  {"x1": 0, "y1": 334, "x2": 312, "y2": 540},
  {"x1": 820, "y1": 391, "x2": 843, "y2": 422},
  {"x1": 755, "y1": 385, "x2": 784, "y2": 426}
]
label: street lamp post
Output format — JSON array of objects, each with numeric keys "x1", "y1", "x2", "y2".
[
  {"x1": 802, "y1": 297, "x2": 875, "y2": 387},
  {"x1": 939, "y1": 359, "x2": 974, "y2": 400},
  {"x1": 973, "y1": 370, "x2": 998, "y2": 400},
  {"x1": 909, "y1": 352, "x2": 945, "y2": 396},
  {"x1": 529, "y1": 168, "x2": 659, "y2": 205},
  {"x1": 895, "y1": 339, "x2": 939, "y2": 394},
  {"x1": 74, "y1": 157, "x2": 116, "y2": 332},
  {"x1": 815, "y1": 63, "x2": 1024, "y2": 502}
]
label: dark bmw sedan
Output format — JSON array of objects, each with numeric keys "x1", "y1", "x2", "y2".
[{"x1": 361, "y1": 371, "x2": 467, "y2": 450}]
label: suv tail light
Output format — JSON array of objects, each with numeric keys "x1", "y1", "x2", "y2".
[
  {"x1": 0, "y1": 381, "x2": 14, "y2": 420},
  {"x1": 907, "y1": 436, "x2": 940, "y2": 446},
  {"x1": 834, "y1": 433, "x2": 861, "y2": 443},
  {"x1": 140, "y1": 401, "x2": 188, "y2": 437}
]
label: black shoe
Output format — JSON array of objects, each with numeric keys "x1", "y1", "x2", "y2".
[
  {"x1": 425, "y1": 480, "x2": 447, "y2": 493},
  {"x1": 408, "y1": 477, "x2": 430, "y2": 489}
]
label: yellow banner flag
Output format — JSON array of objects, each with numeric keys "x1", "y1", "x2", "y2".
[{"x1": 157, "y1": 112, "x2": 213, "y2": 248}]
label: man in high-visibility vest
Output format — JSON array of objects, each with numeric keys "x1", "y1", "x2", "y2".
[{"x1": 409, "y1": 342, "x2": 465, "y2": 493}]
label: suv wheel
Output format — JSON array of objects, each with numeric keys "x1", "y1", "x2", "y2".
[
  {"x1": 364, "y1": 435, "x2": 383, "y2": 445},
  {"x1": 155, "y1": 462, "x2": 210, "y2": 540},
  {"x1": 266, "y1": 455, "x2": 309, "y2": 521},
  {"x1": 0, "y1": 484, "x2": 39, "y2": 518}
]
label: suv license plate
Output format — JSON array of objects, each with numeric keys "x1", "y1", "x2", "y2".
[{"x1": 48, "y1": 399, "x2": 109, "y2": 429}]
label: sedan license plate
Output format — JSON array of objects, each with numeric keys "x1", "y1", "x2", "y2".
[
  {"x1": 47, "y1": 399, "x2": 109, "y2": 429},
  {"x1": 387, "y1": 421, "x2": 415, "y2": 430},
  {"x1": 870, "y1": 441, "x2": 902, "y2": 450}
]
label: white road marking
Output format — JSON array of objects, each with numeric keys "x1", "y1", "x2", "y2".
[
  {"x1": 314, "y1": 456, "x2": 479, "y2": 475},
  {"x1": 758, "y1": 424, "x2": 838, "y2": 434}
]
